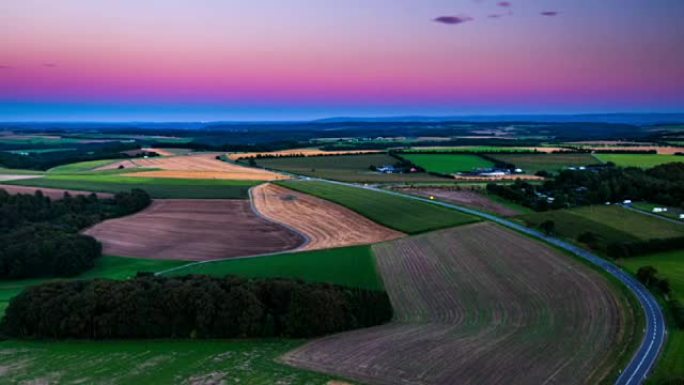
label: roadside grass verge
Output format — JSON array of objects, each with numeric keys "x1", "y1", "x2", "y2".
[
  {"x1": 278, "y1": 180, "x2": 478, "y2": 234},
  {"x1": 0, "y1": 256, "x2": 186, "y2": 317},
  {"x1": 399, "y1": 153, "x2": 494, "y2": 174},
  {"x1": 594, "y1": 154, "x2": 684, "y2": 168},
  {"x1": 3, "y1": 174, "x2": 260, "y2": 199},
  {"x1": 0, "y1": 340, "x2": 339, "y2": 385},
  {"x1": 161, "y1": 245, "x2": 384, "y2": 291},
  {"x1": 621, "y1": 250, "x2": 684, "y2": 383}
]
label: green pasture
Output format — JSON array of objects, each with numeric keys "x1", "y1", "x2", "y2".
[
  {"x1": 164, "y1": 245, "x2": 384, "y2": 291},
  {"x1": 400, "y1": 153, "x2": 494, "y2": 174},
  {"x1": 594, "y1": 154, "x2": 684, "y2": 168},
  {"x1": 0, "y1": 340, "x2": 337, "y2": 385},
  {"x1": 279, "y1": 180, "x2": 478, "y2": 234}
]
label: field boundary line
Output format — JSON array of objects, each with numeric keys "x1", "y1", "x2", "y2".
[{"x1": 297, "y1": 177, "x2": 665, "y2": 385}]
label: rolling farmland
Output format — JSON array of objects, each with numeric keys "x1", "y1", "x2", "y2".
[
  {"x1": 163, "y1": 245, "x2": 384, "y2": 291},
  {"x1": 594, "y1": 154, "x2": 684, "y2": 168},
  {"x1": 84, "y1": 200, "x2": 304, "y2": 260},
  {"x1": 252, "y1": 183, "x2": 404, "y2": 250},
  {"x1": 488, "y1": 153, "x2": 601, "y2": 173},
  {"x1": 394, "y1": 186, "x2": 522, "y2": 216},
  {"x1": 284, "y1": 223, "x2": 637, "y2": 385},
  {"x1": 3, "y1": 174, "x2": 259, "y2": 198},
  {"x1": 0, "y1": 184, "x2": 113, "y2": 199},
  {"x1": 399, "y1": 153, "x2": 495, "y2": 173},
  {"x1": 254, "y1": 153, "x2": 449, "y2": 182},
  {"x1": 278, "y1": 180, "x2": 478, "y2": 234}
]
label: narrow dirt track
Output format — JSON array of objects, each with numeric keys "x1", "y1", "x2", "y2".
[
  {"x1": 251, "y1": 184, "x2": 404, "y2": 250},
  {"x1": 283, "y1": 222, "x2": 630, "y2": 385},
  {"x1": 83, "y1": 199, "x2": 304, "y2": 260}
]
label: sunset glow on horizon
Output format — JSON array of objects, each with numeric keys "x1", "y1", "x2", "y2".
[{"x1": 1, "y1": 0, "x2": 683, "y2": 121}]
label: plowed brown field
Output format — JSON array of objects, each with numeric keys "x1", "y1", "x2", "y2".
[
  {"x1": 394, "y1": 186, "x2": 520, "y2": 216},
  {"x1": 83, "y1": 199, "x2": 304, "y2": 260},
  {"x1": 0, "y1": 184, "x2": 113, "y2": 199},
  {"x1": 251, "y1": 184, "x2": 404, "y2": 250},
  {"x1": 283, "y1": 223, "x2": 635, "y2": 385}
]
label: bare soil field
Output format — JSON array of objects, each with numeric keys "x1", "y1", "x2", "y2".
[
  {"x1": 394, "y1": 186, "x2": 520, "y2": 216},
  {"x1": 252, "y1": 184, "x2": 404, "y2": 250},
  {"x1": 96, "y1": 154, "x2": 287, "y2": 180},
  {"x1": 0, "y1": 184, "x2": 113, "y2": 199},
  {"x1": 142, "y1": 147, "x2": 177, "y2": 156},
  {"x1": 228, "y1": 148, "x2": 382, "y2": 161},
  {"x1": 83, "y1": 199, "x2": 304, "y2": 260},
  {"x1": 283, "y1": 223, "x2": 635, "y2": 385}
]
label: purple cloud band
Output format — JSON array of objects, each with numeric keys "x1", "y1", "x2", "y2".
[
  {"x1": 434, "y1": 15, "x2": 474, "y2": 25},
  {"x1": 540, "y1": 11, "x2": 559, "y2": 16}
]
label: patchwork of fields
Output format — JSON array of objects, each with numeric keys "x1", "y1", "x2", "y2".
[
  {"x1": 394, "y1": 186, "x2": 522, "y2": 216},
  {"x1": 594, "y1": 153, "x2": 684, "y2": 168},
  {"x1": 254, "y1": 153, "x2": 449, "y2": 182},
  {"x1": 488, "y1": 153, "x2": 601, "y2": 173},
  {"x1": 84, "y1": 199, "x2": 304, "y2": 260},
  {"x1": 279, "y1": 180, "x2": 478, "y2": 234},
  {"x1": 284, "y1": 223, "x2": 637, "y2": 385}
]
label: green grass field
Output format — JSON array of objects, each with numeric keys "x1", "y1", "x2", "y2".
[
  {"x1": 0, "y1": 256, "x2": 186, "y2": 316},
  {"x1": 518, "y1": 205, "x2": 684, "y2": 253},
  {"x1": 0, "y1": 167, "x2": 44, "y2": 175},
  {"x1": 279, "y1": 180, "x2": 478, "y2": 234},
  {"x1": 621, "y1": 250, "x2": 684, "y2": 383},
  {"x1": 164, "y1": 245, "x2": 384, "y2": 291},
  {"x1": 0, "y1": 339, "x2": 339, "y2": 385},
  {"x1": 255, "y1": 153, "x2": 450, "y2": 183},
  {"x1": 489, "y1": 153, "x2": 600, "y2": 173},
  {"x1": 48, "y1": 159, "x2": 122, "y2": 173},
  {"x1": 594, "y1": 154, "x2": 684, "y2": 168},
  {"x1": 5, "y1": 147, "x2": 77, "y2": 154},
  {"x1": 632, "y1": 202, "x2": 684, "y2": 221},
  {"x1": 4, "y1": 174, "x2": 259, "y2": 199},
  {"x1": 400, "y1": 154, "x2": 494, "y2": 174}
]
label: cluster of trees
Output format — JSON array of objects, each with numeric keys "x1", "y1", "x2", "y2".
[
  {"x1": 636, "y1": 266, "x2": 684, "y2": 330},
  {"x1": 0, "y1": 142, "x2": 140, "y2": 171},
  {"x1": 0, "y1": 189, "x2": 151, "y2": 278},
  {"x1": 1, "y1": 275, "x2": 393, "y2": 339},
  {"x1": 488, "y1": 162, "x2": 684, "y2": 211}
]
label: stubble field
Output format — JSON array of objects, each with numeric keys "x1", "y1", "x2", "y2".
[{"x1": 283, "y1": 223, "x2": 638, "y2": 385}]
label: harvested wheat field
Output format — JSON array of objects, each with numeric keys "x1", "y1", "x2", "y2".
[
  {"x1": 110, "y1": 154, "x2": 287, "y2": 180},
  {"x1": 228, "y1": 148, "x2": 382, "y2": 161},
  {"x1": 83, "y1": 199, "x2": 304, "y2": 260},
  {"x1": 283, "y1": 222, "x2": 636, "y2": 385},
  {"x1": 394, "y1": 186, "x2": 520, "y2": 216},
  {"x1": 252, "y1": 183, "x2": 404, "y2": 250},
  {"x1": 0, "y1": 184, "x2": 113, "y2": 199}
]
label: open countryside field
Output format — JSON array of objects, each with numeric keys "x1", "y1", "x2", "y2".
[
  {"x1": 394, "y1": 186, "x2": 522, "y2": 216},
  {"x1": 519, "y1": 205, "x2": 684, "y2": 242},
  {"x1": 278, "y1": 180, "x2": 478, "y2": 234},
  {"x1": 489, "y1": 153, "x2": 601, "y2": 173},
  {"x1": 405, "y1": 145, "x2": 569, "y2": 153},
  {"x1": 255, "y1": 153, "x2": 450, "y2": 182},
  {"x1": 164, "y1": 245, "x2": 384, "y2": 291},
  {"x1": 100, "y1": 153, "x2": 289, "y2": 181},
  {"x1": 594, "y1": 154, "x2": 684, "y2": 168},
  {"x1": 228, "y1": 148, "x2": 382, "y2": 160},
  {"x1": 621, "y1": 250, "x2": 684, "y2": 383},
  {"x1": 252, "y1": 183, "x2": 404, "y2": 250},
  {"x1": 0, "y1": 256, "x2": 186, "y2": 317},
  {"x1": 3, "y1": 174, "x2": 259, "y2": 198},
  {"x1": 84, "y1": 200, "x2": 304, "y2": 261},
  {"x1": 399, "y1": 153, "x2": 494, "y2": 174},
  {"x1": 284, "y1": 223, "x2": 637, "y2": 385},
  {"x1": 0, "y1": 340, "x2": 340, "y2": 385}
]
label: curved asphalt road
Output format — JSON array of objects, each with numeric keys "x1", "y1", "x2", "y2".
[{"x1": 310, "y1": 178, "x2": 666, "y2": 385}]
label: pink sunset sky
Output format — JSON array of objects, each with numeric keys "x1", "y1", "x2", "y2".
[{"x1": 1, "y1": 0, "x2": 683, "y2": 121}]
